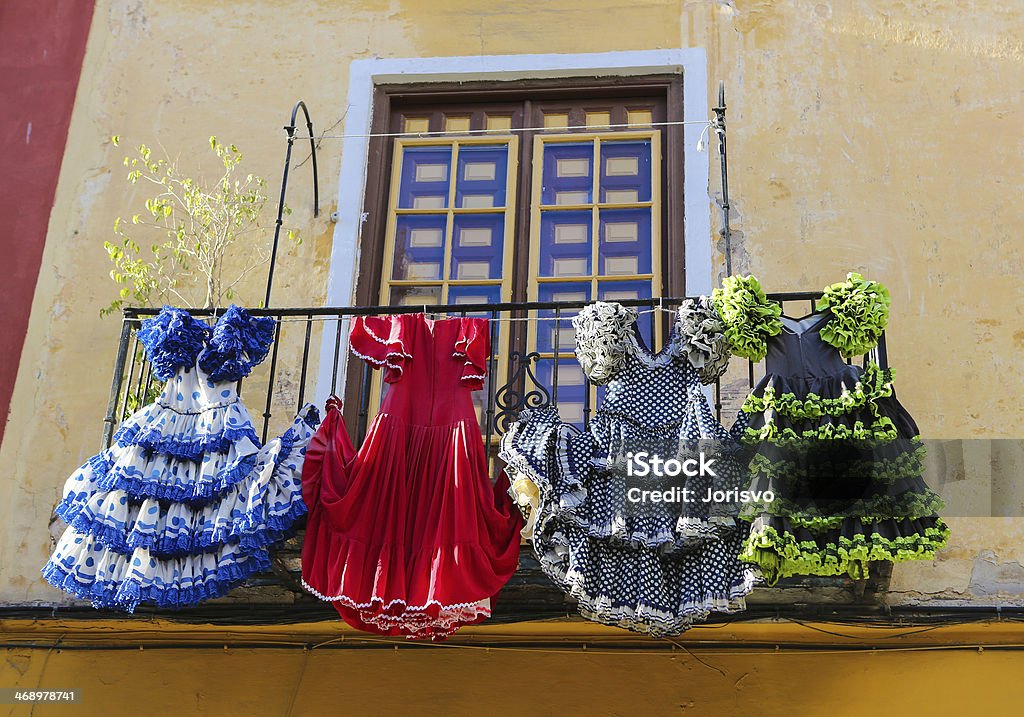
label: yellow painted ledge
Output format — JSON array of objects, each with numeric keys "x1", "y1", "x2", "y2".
[{"x1": 3, "y1": 616, "x2": 1024, "y2": 649}]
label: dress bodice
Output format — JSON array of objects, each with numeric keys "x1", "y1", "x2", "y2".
[
  {"x1": 763, "y1": 311, "x2": 853, "y2": 379},
  {"x1": 598, "y1": 324, "x2": 696, "y2": 422},
  {"x1": 571, "y1": 299, "x2": 732, "y2": 447},
  {"x1": 349, "y1": 314, "x2": 489, "y2": 427}
]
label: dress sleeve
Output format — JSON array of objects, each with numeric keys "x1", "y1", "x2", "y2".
[
  {"x1": 350, "y1": 315, "x2": 411, "y2": 383},
  {"x1": 136, "y1": 305, "x2": 211, "y2": 380},
  {"x1": 453, "y1": 317, "x2": 490, "y2": 390},
  {"x1": 197, "y1": 305, "x2": 276, "y2": 382},
  {"x1": 675, "y1": 296, "x2": 731, "y2": 384},
  {"x1": 711, "y1": 274, "x2": 783, "y2": 362},
  {"x1": 816, "y1": 272, "x2": 891, "y2": 358},
  {"x1": 572, "y1": 301, "x2": 638, "y2": 385}
]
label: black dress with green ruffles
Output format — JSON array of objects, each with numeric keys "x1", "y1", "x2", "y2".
[{"x1": 713, "y1": 273, "x2": 949, "y2": 584}]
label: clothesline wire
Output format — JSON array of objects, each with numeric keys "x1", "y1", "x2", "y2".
[
  {"x1": 297, "y1": 119, "x2": 717, "y2": 141},
  {"x1": 265, "y1": 307, "x2": 673, "y2": 325}
]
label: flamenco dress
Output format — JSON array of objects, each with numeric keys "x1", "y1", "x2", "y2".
[
  {"x1": 42, "y1": 305, "x2": 319, "y2": 611},
  {"x1": 301, "y1": 313, "x2": 522, "y2": 640},
  {"x1": 712, "y1": 274, "x2": 949, "y2": 584},
  {"x1": 500, "y1": 300, "x2": 757, "y2": 637}
]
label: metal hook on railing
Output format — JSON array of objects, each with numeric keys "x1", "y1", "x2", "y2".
[{"x1": 265, "y1": 100, "x2": 320, "y2": 309}]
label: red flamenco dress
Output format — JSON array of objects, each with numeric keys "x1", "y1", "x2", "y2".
[{"x1": 301, "y1": 314, "x2": 522, "y2": 639}]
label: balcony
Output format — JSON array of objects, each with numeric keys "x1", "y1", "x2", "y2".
[{"x1": 92, "y1": 294, "x2": 895, "y2": 624}]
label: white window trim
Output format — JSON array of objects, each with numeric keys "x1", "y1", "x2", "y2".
[{"x1": 316, "y1": 49, "x2": 711, "y2": 406}]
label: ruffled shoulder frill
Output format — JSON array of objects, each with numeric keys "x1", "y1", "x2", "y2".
[
  {"x1": 197, "y1": 305, "x2": 276, "y2": 383},
  {"x1": 816, "y1": 272, "x2": 891, "y2": 358},
  {"x1": 711, "y1": 275, "x2": 783, "y2": 362},
  {"x1": 453, "y1": 318, "x2": 490, "y2": 390},
  {"x1": 572, "y1": 301, "x2": 639, "y2": 385},
  {"x1": 349, "y1": 315, "x2": 412, "y2": 383},
  {"x1": 675, "y1": 297, "x2": 730, "y2": 384},
  {"x1": 136, "y1": 306, "x2": 211, "y2": 381}
]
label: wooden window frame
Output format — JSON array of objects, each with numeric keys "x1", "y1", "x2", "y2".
[{"x1": 344, "y1": 75, "x2": 686, "y2": 423}]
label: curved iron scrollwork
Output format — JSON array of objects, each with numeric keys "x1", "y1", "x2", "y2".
[{"x1": 494, "y1": 351, "x2": 552, "y2": 435}]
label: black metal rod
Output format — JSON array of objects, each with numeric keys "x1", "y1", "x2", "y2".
[
  {"x1": 714, "y1": 376, "x2": 722, "y2": 423},
  {"x1": 551, "y1": 306, "x2": 560, "y2": 406},
  {"x1": 331, "y1": 317, "x2": 344, "y2": 394},
  {"x1": 118, "y1": 334, "x2": 140, "y2": 425},
  {"x1": 261, "y1": 322, "x2": 283, "y2": 443},
  {"x1": 582, "y1": 376, "x2": 591, "y2": 430},
  {"x1": 484, "y1": 311, "x2": 498, "y2": 459},
  {"x1": 102, "y1": 317, "x2": 135, "y2": 449},
  {"x1": 137, "y1": 356, "x2": 153, "y2": 411},
  {"x1": 296, "y1": 314, "x2": 313, "y2": 409},
  {"x1": 712, "y1": 81, "x2": 733, "y2": 277},
  {"x1": 265, "y1": 100, "x2": 320, "y2": 309}
]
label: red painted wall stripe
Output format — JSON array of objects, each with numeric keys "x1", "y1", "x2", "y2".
[{"x1": 0, "y1": 0, "x2": 95, "y2": 444}]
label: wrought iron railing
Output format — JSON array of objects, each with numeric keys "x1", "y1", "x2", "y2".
[{"x1": 103, "y1": 294, "x2": 888, "y2": 451}]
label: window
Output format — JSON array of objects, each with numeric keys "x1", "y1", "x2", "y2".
[
  {"x1": 348, "y1": 77, "x2": 685, "y2": 429},
  {"x1": 530, "y1": 131, "x2": 662, "y2": 425},
  {"x1": 380, "y1": 136, "x2": 518, "y2": 308}
]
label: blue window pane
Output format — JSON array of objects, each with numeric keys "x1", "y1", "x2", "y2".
[
  {"x1": 600, "y1": 140, "x2": 652, "y2": 203},
  {"x1": 456, "y1": 145, "x2": 508, "y2": 208},
  {"x1": 598, "y1": 208, "x2": 652, "y2": 276},
  {"x1": 599, "y1": 279, "x2": 653, "y2": 344},
  {"x1": 539, "y1": 210, "x2": 592, "y2": 278},
  {"x1": 392, "y1": 215, "x2": 447, "y2": 281},
  {"x1": 451, "y1": 215, "x2": 504, "y2": 281},
  {"x1": 541, "y1": 143, "x2": 594, "y2": 206},
  {"x1": 397, "y1": 146, "x2": 452, "y2": 209},
  {"x1": 535, "y1": 358, "x2": 587, "y2": 429},
  {"x1": 448, "y1": 284, "x2": 502, "y2": 317},
  {"x1": 537, "y1": 282, "x2": 591, "y2": 353}
]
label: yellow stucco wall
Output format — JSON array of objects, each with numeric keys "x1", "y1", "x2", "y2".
[
  {"x1": 1, "y1": 0, "x2": 1023, "y2": 614},
  {"x1": 2, "y1": 620, "x2": 1024, "y2": 716}
]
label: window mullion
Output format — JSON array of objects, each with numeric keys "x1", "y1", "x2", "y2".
[
  {"x1": 442, "y1": 141, "x2": 460, "y2": 305},
  {"x1": 591, "y1": 137, "x2": 601, "y2": 310}
]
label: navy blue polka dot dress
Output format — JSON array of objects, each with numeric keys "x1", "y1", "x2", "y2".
[
  {"x1": 43, "y1": 305, "x2": 320, "y2": 611},
  {"x1": 501, "y1": 300, "x2": 756, "y2": 636}
]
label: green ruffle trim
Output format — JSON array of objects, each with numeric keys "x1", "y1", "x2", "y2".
[
  {"x1": 745, "y1": 439, "x2": 927, "y2": 486},
  {"x1": 740, "y1": 521, "x2": 950, "y2": 585},
  {"x1": 738, "y1": 490, "x2": 945, "y2": 526},
  {"x1": 816, "y1": 272, "x2": 891, "y2": 358},
  {"x1": 742, "y1": 363, "x2": 894, "y2": 420},
  {"x1": 711, "y1": 275, "x2": 783, "y2": 362},
  {"x1": 743, "y1": 415, "x2": 900, "y2": 443}
]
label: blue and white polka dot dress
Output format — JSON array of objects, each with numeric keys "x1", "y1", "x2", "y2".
[
  {"x1": 42, "y1": 306, "x2": 319, "y2": 611},
  {"x1": 501, "y1": 300, "x2": 756, "y2": 636}
]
